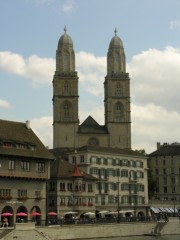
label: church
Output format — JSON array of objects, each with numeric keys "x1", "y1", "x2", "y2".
[{"x1": 53, "y1": 27, "x2": 131, "y2": 150}]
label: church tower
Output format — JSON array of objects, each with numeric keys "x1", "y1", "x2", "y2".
[
  {"x1": 53, "y1": 27, "x2": 79, "y2": 149},
  {"x1": 104, "y1": 29, "x2": 131, "y2": 149}
]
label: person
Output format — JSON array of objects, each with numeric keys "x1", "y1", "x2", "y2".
[{"x1": 3, "y1": 217, "x2": 8, "y2": 228}]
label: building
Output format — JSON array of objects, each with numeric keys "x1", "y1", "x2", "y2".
[
  {"x1": 50, "y1": 27, "x2": 149, "y2": 217},
  {"x1": 48, "y1": 149, "x2": 97, "y2": 216},
  {"x1": 0, "y1": 119, "x2": 54, "y2": 225},
  {"x1": 67, "y1": 146, "x2": 149, "y2": 217},
  {"x1": 148, "y1": 142, "x2": 180, "y2": 215},
  {"x1": 53, "y1": 27, "x2": 131, "y2": 150}
]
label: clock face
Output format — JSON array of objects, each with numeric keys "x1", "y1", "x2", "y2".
[{"x1": 88, "y1": 138, "x2": 98, "y2": 146}]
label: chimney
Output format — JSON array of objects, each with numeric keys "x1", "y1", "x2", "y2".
[
  {"x1": 26, "y1": 120, "x2": 30, "y2": 130},
  {"x1": 157, "y1": 142, "x2": 161, "y2": 150}
]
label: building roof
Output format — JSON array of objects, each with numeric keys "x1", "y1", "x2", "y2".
[
  {"x1": 109, "y1": 28, "x2": 124, "y2": 49},
  {"x1": 50, "y1": 159, "x2": 97, "y2": 181},
  {"x1": 149, "y1": 143, "x2": 180, "y2": 157},
  {"x1": 0, "y1": 119, "x2": 54, "y2": 160},
  {"x1": 78, "y1": 116, "x2": 108, "y2": 134},
  {"x1": 77, "y1": 145, "x2": 146, "y2": 157},
  {"x1": 58, "y1": 26, "x2": 73, "y2": 49}
]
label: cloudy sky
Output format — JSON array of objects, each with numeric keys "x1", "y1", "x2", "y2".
[{"x1": 0, "y1": 0, "x2": 180, "y2": 154}]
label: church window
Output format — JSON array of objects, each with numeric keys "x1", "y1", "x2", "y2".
[
  {"x1": 114, "y1": 102, "x2": 124, "y2": 121},
  {"x1": 64, "y1": 83, "x2": 69, "y2": 93},
  {"x1": 116, "y1": 83, "x2": 122, "y2": 96},
  {"x1": 64, "y1": 104, "x2": 69, "y2": 117}
]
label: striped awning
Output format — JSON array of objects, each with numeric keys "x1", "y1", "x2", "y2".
[{"x1": 150, "y1": 207, "x2": 160, "y2": 213}]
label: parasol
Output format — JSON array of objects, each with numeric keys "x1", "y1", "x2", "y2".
[
  {"x1": 1, "y1": 212, "x2": 13, "y2": 216},
  {"x1": 16, "y1": 212, "x2": 27, "y2": 217},
  {"x1": 31, "y1": 212, "x2": 41, "y2": 216},
  {"x1": 48, "y1": 212, "x2": 57, "y2": 216}
]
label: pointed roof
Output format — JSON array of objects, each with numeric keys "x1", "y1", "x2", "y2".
[
  {"x1": 72, "y1": 160, "x2": 83, "y2": 178},
  {"x1": 79, "y1": 116, "x2": 108, "y2": 134}
]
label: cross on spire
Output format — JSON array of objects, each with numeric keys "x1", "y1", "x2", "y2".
[
  {"x1": 114, "y1": 28, "x2": 117, "y2": 36},
  {"x1": 64, "y1": 25, "x2": 67, "y2": 34}
]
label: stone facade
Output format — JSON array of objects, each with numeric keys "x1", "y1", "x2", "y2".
[
  {"x1": 67, "y1": 146, "x2": 149, "y2": 217},
  {"x1": 148, "y1": 142, "x2": 180, "y2": 203},
  {"x1": 0, "y1": 119, "x2": 54, "y2": 225},
  {"x1": 53, "y1": 28, "x2": 131, "y2": 150}
]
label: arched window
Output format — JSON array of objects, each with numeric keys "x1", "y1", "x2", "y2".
[
  {"x1": 64, "y1": 83, "x2": 69, "y2": 93},
  {"x1": 116, "y1": 83, "x2": 122, "y2": 96},
  {"x1": 114, "y1": 102, "x2": 124, "y2": 121},
  {"x1": 61, "y1": 101, "x2": 73, "y2": 121},
  {"x1": 64, "y1": 104, "x2": 69, "y2": 117}
]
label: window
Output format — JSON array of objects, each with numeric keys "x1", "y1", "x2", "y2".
[
  {"x1": 3, "y1": 142, "x2": 13, "y2": 148},
  {"x1": 88, "y1": 184, "x2": 93, "y2": 192},
  {"x1": 121, "y1": 184, "x2": 129, "y2": 191},
  {"x1": 36, "y1": 162, "x2": 45, "y2": 173},
  {"x1": 49, "y1": 182, "x2": 55, "y2": 191},
  {"x1": 136, "y1": 171, "x2": 144, "y2": 178},
  {"x1": 90, "y1": 167, "x2": 99, "y2": 175},
  {"x1": 122, "y1": 159, "x2": 128, "y2": 166},
  {"x1": 60, "y1": 197, "x2": 66, "y2": 206},
  {"x1": 136, "y1": 161, "x2": 143, "y2": 168},
  {"x1": 80, "y1": 155, "x2": 84, "y2": 163},
  {"x1": 0, "y1": 189, "x2": 11, "y2": 197},
  {"x1": 72, "y1": 156, "x2": 76, "y2": 164},
  {"x1": 64, "y1": 83, "x2": 69, "y2": 93},
  {"x1": 115, "y1": 102, "x2": 124, "y2": 120},
  {"x1": 164, "y1": 187, "x2": 167, "y2": 193},
  {"x1": 155, "y1": 169, "x2": 159, "y2": 174},
  {"x1": 9, "y1": 160, "x2": 15, "y2": 170},
  {"x1": 82, "y1": 183, "x2": 86, "y2": 192},
  {"x1": 18, "y1": 189, "x2": 27, "y2": 197},
  {"x1": 108, "y1": 195, "x2": 115, "y2": 204},
  {"x1": 116, "y1": 83, "x2": 122, "y2": 96},
  {"x1": 21, "y1": 161, "x2": 30, "y2": 171},
  {"x1": 107, "y1": 169, "x2": 114, "y2": 177},
  {"x1": 60, "y1": 182, "x2": 66, "y2": 191},
  {"x1": 67, "y1": 183, "x2": 72, "y2": 191},
  {"x1": 122, "y1": 196, "x2": 129, "y2": 204},
  {"x1": 35, "y1": 190, "x2": 41, "y2": 198},
  {"x1": 121, "y1": 170, "x2": 128, "y2": 177}
]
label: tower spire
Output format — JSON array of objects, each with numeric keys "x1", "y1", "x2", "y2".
[
  {"x1": 114, "y1": 27, "x2": 117, "y2": 36},
  {"x1": 64, "y1": 25, "x2": 67, "y2": 34}
]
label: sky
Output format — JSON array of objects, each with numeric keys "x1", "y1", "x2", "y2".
[{"x1": 0, "y1": 0, "x2": 180, "y2": 154}]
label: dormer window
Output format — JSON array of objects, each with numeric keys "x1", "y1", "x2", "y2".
[{"x1": 3, "y1": 142, "x2": 13, "y2": 148}]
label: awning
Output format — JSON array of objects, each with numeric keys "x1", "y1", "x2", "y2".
[
  {"x1": 150, "y1": 207, "x2": 160, "y2": 213},
  {"x1": 164, "y1": 208, "x2": 172, "y2": 213},
  {"x1": 159, "y1": 207, "x2": 166, "y2": 213},
  {"x1": 169, "y1": 208, "x2": 178, "y2": 213}
]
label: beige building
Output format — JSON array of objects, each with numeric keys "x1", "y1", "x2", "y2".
[
  {"x1": 67, "y1": 146, "x2": 149, "y2": 217},
  {"x1": 148, "y1": 142, "x2": 180, "y2": 214},
  {"x1": 48, "y1": 150, "x2": 97, "y2": 216},
  {"x1": 53, "y1": 27, "x2": 131, "y2": 150},
  {"x1": 0, "y1": 119, "x2": 54, "y2": 226}
]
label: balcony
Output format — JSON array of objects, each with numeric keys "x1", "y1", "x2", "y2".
[
  {"x1": 17, "y1": 196, "x2": 29, "y2": 201},
  {"x1": 0, "y1": 196, "x2": 12, "y2": 201}
]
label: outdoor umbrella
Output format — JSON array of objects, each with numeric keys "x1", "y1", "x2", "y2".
[
  {"x1": 16, "y1": 212, "x2": 27, "y2": 217},
  {"x1": 48, "y1": 212, "x2": 57, "y2": 216},
  {"x1": 31, "y1": 212, "x2": 41, "y2": 216},
  {"x1": 1, "y1": 212, "x2": 13, "y2": 216}
]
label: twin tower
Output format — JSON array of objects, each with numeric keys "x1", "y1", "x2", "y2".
[{"x1": 53, "y1": 27, "x2": 131, "y2": 150}]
